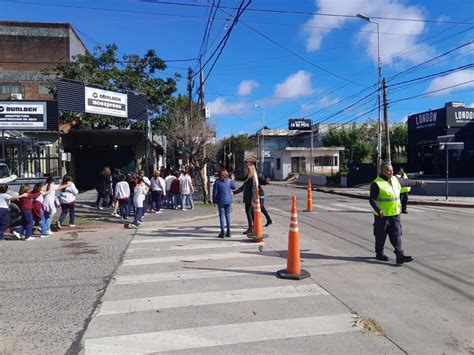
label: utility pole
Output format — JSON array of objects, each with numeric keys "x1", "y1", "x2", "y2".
[
  {"x1": 199, "y1": 67, "x2": 210, "y2": 203},
  {"x1": 383, "y1": 78, "x2": 391, "y2": 164},
  {"x1": 186, "y1": 67, "x2": 193, "y2": 133}
]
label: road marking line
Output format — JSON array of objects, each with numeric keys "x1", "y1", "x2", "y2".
[
  {"x1": 131, "y1": 236, "x2": 215, "y2": 244},
  {"x1": 113, "y1": 265, "x2": 281, "y2": 285},
  {"x1": 313, "y1": 204, "x2": 338, "y2": 211},
  {"x1": 128, "y1": 241, "x2": 264, "y2": 253},
  {"x1": 97, "y1": 284, "x2": 329, "y2": 316},
  {"x1": 122, "y1": 251, "x2": 278, "y2": 266},
  {"x1": 84, "y1": 313, "x2": 359, "y2": 354},
  {"x1": 332, "y1": 203, "x2": 368, "y2": 212}
]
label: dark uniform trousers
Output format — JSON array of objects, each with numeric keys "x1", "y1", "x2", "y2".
[
  {"x1": 400, "y1": 192, "x2": 409, "y2": 212},
  {"x1": 373, "y1": 214, "x2": 404, "y2": 255}
]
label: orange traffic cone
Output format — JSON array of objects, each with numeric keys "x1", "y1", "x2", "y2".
[
  {"x1": 277, "y1": 196, "x2": 311, "y2": 280},
  {"x1": 252, "y1": 187, "x2": 264, "y2": 241},
  {"x1": 305, "y1": 178, "x2": 313, "y2": 212}
]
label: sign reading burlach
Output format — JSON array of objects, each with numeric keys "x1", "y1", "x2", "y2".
[
  {"x1": 85, "y1": 86, "x2": 128, "y2": 118},
  {"x1": 289, "y1": 118, "x2": 312, "y2": 130},
  {"x1": 0, "y1": 102, "x2": 47, "y2": 130}
]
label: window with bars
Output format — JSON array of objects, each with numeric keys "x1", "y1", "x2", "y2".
[{"x1": 0, "y1": 83, "x2": 22, "y2": 94}]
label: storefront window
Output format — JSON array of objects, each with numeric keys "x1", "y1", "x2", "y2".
[{"x1": 39, "y1": 83, "x2": 55, "y2": 95}]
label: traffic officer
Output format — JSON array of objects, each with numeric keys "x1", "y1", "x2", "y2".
[{"x1": 369, "y1": 163, "x2": 426, "y2": 264}]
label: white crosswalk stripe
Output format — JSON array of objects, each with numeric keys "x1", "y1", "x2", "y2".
[
  {"x1": 85, "y1": 313, "x2": 360, "y2": 354},
  {"x1": 82, "y1": 221, "x2": 374, "y2": 354},
  {"x1": 332, "y1": 203, "x2": 368, "y2": 212},
  {"x1": 128, "y1": 240, "x2": 264, "y2": 252},
  {"x1": 112, "y1": 264, "x2": 281, "y2": 285},
  {"x1": 122, "y1": 250, "x2": 279, "y2": 266},
  {"x1": 97, "y1": 284, "x2": 329, "y2": 316}
]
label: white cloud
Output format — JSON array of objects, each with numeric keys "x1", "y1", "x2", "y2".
[
  {"x1": 300, "y1": 95, "x2": 340, "y2": 111},
  {"x1": 425, "y1": 70, "x2": 474, "y2": 96},
  {"x1": 207, "y1": 97, "x2": 247, "y2": 116},
  {"x1": 460, "y1": 42, "x2": 474, "y2": 57},
  {"x1": 319, "y1": 95, "x2": 340, "y2": 107},
  {"x1": 302, "y1": 0, "x2": 435, "y2": 65},
  {"x1": 237, "y1": 80, "x2": 259, "y2": 96},
  {"x1": 273, "y1": 70, "x2": 314, "y2": 99},
  {"x1": 468, "y1": 103, "x2": 474, "y2": 108}
]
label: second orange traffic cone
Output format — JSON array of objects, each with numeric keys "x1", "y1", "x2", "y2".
[
  {"x1": 276, "y1": 196, "x2": 311, "y2": 280},
  {"x1": 252, "y1": 187, "x2": 263, "y2": 242},
  {"x1": 305, "y1": 178, "x2": 313, "y2": 212}
]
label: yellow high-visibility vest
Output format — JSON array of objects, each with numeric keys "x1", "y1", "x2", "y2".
[{"x1": 372, "y1": 176, "x2": 401, "y2": 216}]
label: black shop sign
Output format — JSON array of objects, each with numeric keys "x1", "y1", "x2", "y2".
[
  {"x1": 289, "y1": 118, "x2": 312, "y2": 130},
  {"x1": 0, "y1": 102, "x2": 47, "y2": 130}
]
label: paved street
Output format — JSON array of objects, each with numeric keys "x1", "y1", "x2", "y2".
[{"x1": 1, "y1": 185, "x2": 473, "y2": 354}]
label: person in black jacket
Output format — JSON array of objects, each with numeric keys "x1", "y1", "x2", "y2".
[
  {"x1": 96, "y1": 166, "x2": 112, "y2": 210},
  {"x1": 233, "y1": 163, "x2": 258, "y2": 235},
  {"x1": 258, "y1": 177, "x2": 273, "y2": 227}
]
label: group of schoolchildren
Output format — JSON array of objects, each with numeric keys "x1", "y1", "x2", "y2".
[
  {"x1": 0, "y1": 175, "x2": 78, "y2": 241},
  {"x1": 97, "y1": 167, "x2": 195, "y2": 229}
]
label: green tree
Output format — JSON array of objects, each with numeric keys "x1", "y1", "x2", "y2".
[
  {"x1": 159, "y1": 95, "x2": 215, "y2": 203},
  {"x1": 217, "y1": 134, "x2": 256, "y2": 170},
  {"x1": 45, "y1": 43, "x2": 180, "y2": 129},
  {"x1": 390, "y1": 124, "x2": 408, "y2": 163},
  {"x1": 323, "y1": 124, "x2": 375, "y2": 165}
]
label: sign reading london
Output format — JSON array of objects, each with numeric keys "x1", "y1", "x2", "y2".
[
  {"x1": 84, "y1": 87, "x2": 128, "y2": 118},
  {"x1": 0, "y1": 102, "x2": 47, "y2": 129}
]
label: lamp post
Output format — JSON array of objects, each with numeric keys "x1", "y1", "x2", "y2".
[
  {"x1": 255, "y1": 103, "x2": 266, "y2": 177},
  {"x1": 357, "y1": 13, "x2": 382, "y2": 174}
]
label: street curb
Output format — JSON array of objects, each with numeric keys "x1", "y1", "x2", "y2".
[{"x1": 272, "y1": 183, "x2": 474, "y2": 209}]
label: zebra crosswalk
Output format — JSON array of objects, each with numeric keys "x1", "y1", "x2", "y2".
[{"x1": 82, "y1": 225, "x2": 396, "y2": 354}]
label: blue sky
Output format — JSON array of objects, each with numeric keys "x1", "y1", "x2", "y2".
[{"x1": 1, "y1": 0, "x2": 473, "y2": 138}]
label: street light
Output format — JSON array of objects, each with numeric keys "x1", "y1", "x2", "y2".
[
  {"x1": 254, "y1": 103, "x2": 266, "y2": 177},
  {"x1": 357, "y1": 13, "x2": 382, "y2": 173}
]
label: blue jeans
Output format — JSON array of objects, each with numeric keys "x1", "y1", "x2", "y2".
[
  {"x1": 172, "y1": 194, "x2": 181, "y2": 209},
  {"x1": 118, "y1": 199, "x2": 129, "y2": 218},
  {"x1": 59, "y1": 203, "x2": 75, "y2": 225},
  {"x1": 38, "y1": 209, "x2": 48, "y2": 234},
  {"x1": 218, "y1": 204, "x2": 232, "y2": 232},
  {"x1": 181, "y1": 194, "x2": 194, "y2": 209},
  {"x1": 44, "y1": 211, "x2": 53, "y2": 232},
  {"x1": 0, "y1": 208, "x2": 10, "y2": 239},
  {"x1": 133, "y1": 207, "x2": 144, "y2": 225},
  {"x1": 128, "y1": 198, "x2": 135, "y2": 216},
  {"x1": 151, "y1": 191, "x2": 162, "y2": 211},
  {"x1": 16, "y1": 210, "x2": 34, "y2": 238}
]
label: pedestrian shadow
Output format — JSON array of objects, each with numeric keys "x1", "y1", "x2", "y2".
[
  {"x1": 182, "y1": 266, "x2": 276, "y2": 276},
  {"x1": 249, "y1": 250, "x2": 399, "y2": 267}
]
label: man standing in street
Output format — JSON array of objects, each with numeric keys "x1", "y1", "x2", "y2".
[{"x1": 370, "y1": 163, "x2": 426, "y2": 265}]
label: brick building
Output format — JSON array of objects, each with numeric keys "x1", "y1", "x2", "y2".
[
  {"x1": 0, "y1": 21, "x2": 87, "y2": 178},
  {"x1": 0, "y1": 20, "x2": 87, "y2": 100}
]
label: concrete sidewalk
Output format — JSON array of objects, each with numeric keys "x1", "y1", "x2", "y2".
[{"x1": 270, "y1": 181, "x2": 474, "y2": 208}]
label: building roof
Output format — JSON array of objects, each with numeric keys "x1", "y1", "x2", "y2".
[{"x1": 0, "y1": 20, "x2": 87, "y2": 53}]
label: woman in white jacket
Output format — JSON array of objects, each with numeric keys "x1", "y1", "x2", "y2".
[
  {"x1": 150, "y1": 170, "x2": 166, "y2": 213},
  {"x1": 42, "y1": 177, "x2": 70, "y2": 235},
  {"x1": 56, "y1": 175, "x2": 78, "y2": 229}
]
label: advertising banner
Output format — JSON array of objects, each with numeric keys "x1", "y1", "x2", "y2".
[
  {"x1": 84, "y1": 86, "x2": 128, "y2": 118},
  {"x1": 0, "y1": 102, "x2": 47, "y2": 129},
  {"x1": 289, "y1": 118, "x2": 312, "y2": 130}
]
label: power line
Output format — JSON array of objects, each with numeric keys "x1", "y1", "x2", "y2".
[
  {"x1": 221, "y1": 11, "x2": 365, "y2": 88},
  {"x1": 194, "y1": 0, "x2": 252, "y2": 97},
  {"x1": 138, "y1": 1, "x2": 474, "y2": 25},
  {"x1": 390, "y1": 80, "x2": 474, "y2": 104}
]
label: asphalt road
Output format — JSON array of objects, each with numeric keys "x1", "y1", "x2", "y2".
[
  {"x1": 262, "y1": 184, "x2": 474, "y2": 354},
  {"x1": 1, "y1": 184, "x2": 472, "y2": 354}
]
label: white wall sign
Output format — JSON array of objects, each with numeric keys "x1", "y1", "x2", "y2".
[
  {"x1": 84, "y1": 87, "x2": 128, "y2": 118},
  {"x1": 0, "y1": 102, "x2": 47, "y2": 129}
]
